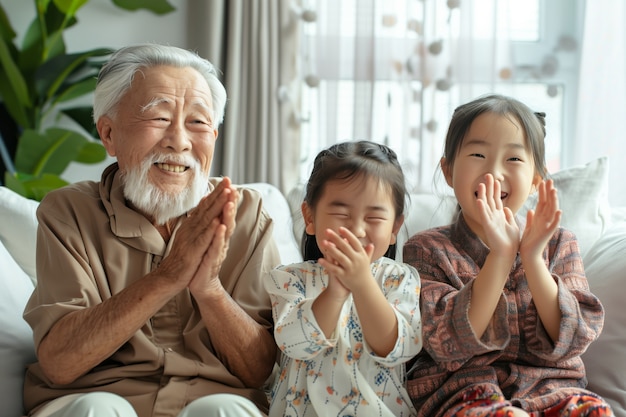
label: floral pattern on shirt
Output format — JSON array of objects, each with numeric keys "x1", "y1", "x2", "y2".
[{"x1": 265, "y1": 257, "x2": 422, "y2": 417}]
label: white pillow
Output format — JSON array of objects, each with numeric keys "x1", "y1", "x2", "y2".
[
  {"x1": 581, "y1": 226, "x2": 626, "y2": 417},
  {"x1": 398, "y1": 193, "x2": 456, "y2": 261},
  {"x1": 0, "y1": 239, "x2": 36, "y2": 417},
  {"x1": 245, "y1": 183, "x2": 302, "y2": 265},
  {"x1": 521, "y1": 157, "x2": 610, "y2": 258},
  {"x1": 0, "y1": 186, "x2": 39, "y2": 284},
  {"x1": 286, "y1": 184, "x2": 306, "y2": 258}
]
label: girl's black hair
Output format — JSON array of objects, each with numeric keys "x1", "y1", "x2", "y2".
[{"x1": 302, "y1": 140, "x2": 407, "y2": 261}]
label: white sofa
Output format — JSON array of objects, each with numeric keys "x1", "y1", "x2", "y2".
[{"x1": 1, "y1": 156, "x2": 624, "y2": 417}]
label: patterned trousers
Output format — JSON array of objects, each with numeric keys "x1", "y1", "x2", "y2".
[{"x1": 445, "y1": 386, "x2": 614, "y2": 417}]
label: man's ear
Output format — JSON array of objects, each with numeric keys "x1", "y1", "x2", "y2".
[
  {"x1": 97, "y1": 116, "x2": 116, "y2": 157},
  {"x1": 440, "y1": 157, "x2": 453, "y2": 187},
  {"x1": 301, "y1": 202, "x2": 315, "y2": 235}
]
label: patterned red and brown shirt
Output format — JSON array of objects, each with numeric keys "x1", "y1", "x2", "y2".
[{"x1": 402, "y1": 214, "x2": 604, "y2": 417}]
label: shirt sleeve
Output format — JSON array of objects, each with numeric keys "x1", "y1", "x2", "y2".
[
  {"x1": 265, "y1": 263, "x2": 336, "y2": 360},
  {"x1": 523, "y1": 228, "x2": 605, "y2": 361},
  {"x1": 364, "y1": 261, "x2": 423, "y2": 366}
]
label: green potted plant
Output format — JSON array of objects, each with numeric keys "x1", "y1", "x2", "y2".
[{"x1": 0, "y1": 0, "x2": 175, "y2": 200}]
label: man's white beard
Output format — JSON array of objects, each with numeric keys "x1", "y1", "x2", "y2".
[{"x1": 121, "y1": 154, "x2": 209, "y2": 225}]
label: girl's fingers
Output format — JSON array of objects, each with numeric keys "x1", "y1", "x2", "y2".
[
  {"x1": 337, "y1": 227, "x2": 363, "y2": 251},
  {"x1": 321, "y1": 239, "x2": 350, "y2": 266},
  {"x1": 493, "y1": 177, "x2": 503, "y2": 210},
  {"x1": 324, "y1": 228, "x2": 360, "y2": 253}
]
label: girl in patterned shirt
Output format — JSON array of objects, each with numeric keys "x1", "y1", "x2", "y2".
[
  {"x1": 265, "y1": 140, "x2": 422, "y2": 417},
  {"x1": 403, "y1": 94, "x2": 613, "y2": 417}
]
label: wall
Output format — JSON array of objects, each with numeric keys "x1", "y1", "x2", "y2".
[{"x1": 3, "y1": 0, "x2": 189, "y2": 51}]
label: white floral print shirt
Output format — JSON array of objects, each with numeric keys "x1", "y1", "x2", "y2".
[{"x1": 265, "y1": 257, "x2": 422, "y2": 417}]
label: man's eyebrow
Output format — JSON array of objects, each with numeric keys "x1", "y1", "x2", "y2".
[
  {"x1": 140, "y1": 97, "x2": 173, "y2": 113},
  {"x1": 190, "y1": 98, "x2": 212, "y2": 112},
  {"x1": 139, "y1": 97, "x2": 213, "y2": 114}
]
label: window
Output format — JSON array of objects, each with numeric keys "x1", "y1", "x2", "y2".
[{"x1": 298, "y1": 0, "x2": 581, "y2": 189}]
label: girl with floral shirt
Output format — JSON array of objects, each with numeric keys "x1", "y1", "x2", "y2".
[{"x1": 265, "y1": 140, "x2": 422, "y2": 417}]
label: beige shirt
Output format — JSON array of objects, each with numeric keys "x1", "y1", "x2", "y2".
[{"x1": 23, "y1": 164, "x2": 280, "y2": 417}]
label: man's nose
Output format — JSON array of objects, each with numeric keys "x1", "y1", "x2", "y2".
[{"x1": 162, "y1": 120, "x2": 191, "y2": 152}]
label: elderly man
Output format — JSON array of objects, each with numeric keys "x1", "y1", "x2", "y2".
[{"x1": 22, "y1": 44, "x2": 279, "y2": 417}]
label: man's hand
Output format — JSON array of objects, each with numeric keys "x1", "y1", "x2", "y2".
[
  {"x1": 158, "y1": 177, "x2": 238, "y2": 293},
  {"x1": 188, "y1": 177, "x2": 239, "y2": 297}
]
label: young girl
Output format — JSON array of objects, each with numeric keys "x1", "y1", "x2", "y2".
[
  {"x1": 403, "y1": 94, "x2": 613, "y2": 417},
  {"x1": 264, "y1": 140, "x2": 422, "y2": 417}
]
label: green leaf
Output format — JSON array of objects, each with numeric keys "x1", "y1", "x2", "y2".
[
  {"x1": 0, "y1": 38, "x2": 32, "y2": 127},
  {"x1": 0, "y1": 37, "x2": 31, "y2": 107},
  {"x1": 112, "y1": 0, "x2": 176, "y2": 15},
  {"x1": 0, "y1": 5, "x2": 17, "y2": 42},
  {"x1": 28, "y1": 173, "x2": 70, "y2": 200},
  {"x1": 53, "y1": 76, "x2": 97, "y2": 104},
  {"x1": 76, "y1": 140, "x2": 106, "y2": 163},
  {"x1": 3, "y1": 172, "x2": 27, "y2": 197},
  {"x1": 35, "y1": 48, "x2": 110, "y2": 103},
  {"x1": 21, "y1": 2, "x2": 52, "y2": 70},
  {"x1": 53, "y1": 0, "x2": 90, "y2": 17},
  {"x1": 43, "y1": 2, "x2": 79, "y2": 60},
  {"x1": 60, "y1": 105, "x2": 99, "y2": 138},
  {"x1": 5, "y1": 170, "x2": 69, "y2": 201},
  {"x1": 14, "y1": 127, "x2": 94, "y2": 176}
]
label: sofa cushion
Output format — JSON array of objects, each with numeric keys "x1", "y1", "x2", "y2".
[
  {"x1": 521, "y1": 157, "x2": 610, "y2": 258},
  {"x1": 244, "y1": 182, "x2": 302, "y2": 265},
  {"x1": 0, "y1": 186, "x2": 38, "y2": 284},
  {"x1": 581, "y1": 226, "x2": 626, "y2": 417},
  {"x1": 0, "y1": 239, "x2": 37, "y2": 417}
]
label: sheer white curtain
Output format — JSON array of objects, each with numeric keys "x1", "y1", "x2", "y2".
[
  {"x1": 298, "y1": 0, "x2": 519, "y2": 192},
  {"x1": 574, "y1": 0, "x2": 626, "y2": 206},
  {"x1": 187, "y1": 0, "x2": 300, "y2": 193},
  {"x1": 298, "y1": 0, "x2": 580, "y2": 194}
]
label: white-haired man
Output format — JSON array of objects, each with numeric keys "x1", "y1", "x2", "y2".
[{"x1": 23, "y1": 44, "x2": 279, "y2": 417}]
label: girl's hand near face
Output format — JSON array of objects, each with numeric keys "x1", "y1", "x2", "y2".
[
  {"x1": 468, "y1": 174, "x2": 521, "y2": 337},
  {"x1": 318, "y1": 227, "x2": 399, "y2": 356},
  {"x1": 475, "y1": 173, "x2": 520, "y2": 258},
  {"x1": 520, "y1": 179, "x2": 561, "y2": 261},
  {"x1": 318, "y1": 227, "x2": 375, "y2": 293}
]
